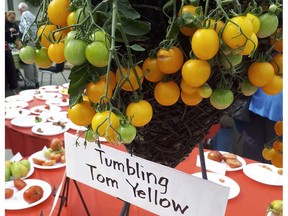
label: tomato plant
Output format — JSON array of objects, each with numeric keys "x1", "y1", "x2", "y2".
[
  {"x1": 126, "y1": 100, "x2": 153, "y2": 127},
  {"x1": 23, "y1": 186, "x2": 44, "y2": 204},
  {"x1": 86, "y1": 41, "x2": 109, "y2": 67},
  {"x1": 181, "y1": 59, "x2": 211, "y2": 87},
  {"x1": 261, "y1": 74, "x2": 282, "y2": 95},
  {"x1": 116, "y1": 65, "x2": 144, "y2": 91},
  {"x1": 19, "y1": 46, "x2": 35, "y2": 64},
  {"x1": 222, "y1": 16, "x2": 253, "y2": 49},
  {"x1": 116, "y1": 123, "x2": 137, "y2": 144},
  {"x1": 209, "y1": 89, "x2": 234, "y2": 110},
  {"x1": 91, "y1": 110, "x2": 120, "y2": 138},
  {"x1": 142, "y1": 57, "x2": 164, "y2": 83},
  {"x1": 64, "y1": 39, "x2": 87, "y2": 66},
  {"x1": 48, "y1": 42, "x2": 66, "y2": 63},
  {"x1": 157, "y1": 46, "x2": 184, "y2": 74},
  {"x1": 47, "y1": 0, "x2": 70, "y2": 26},
  {"x1": 257, "y1": 12, "x2": 279, "y2": 38},
  {"x1": 68, "y1": 101, "x2": 96, "y2": 126},
  {"x1": 154, "y1": 80, "x2": 180, "y2": 106},
  {"x1": 248, "y1": 61, "x2": 274, "y2": 87},
  {"x1": 191, "y1": 28, "x2": 219, "y2": 60},
  {"x1": 37, "y1": 25, "x2": 57, "y2": 48},
  {"x1": 34, "y1": 48, "x2": 53, "y2": 69},
  {"x1": 86, "y1": 80, "x2": 113, "y2": 104},
  {"x1": 181, "y1": 91, "x2": 203, "y2": 106},
  {"x1": 246, "y1": 13, "x2": 260, "y2": 34}
]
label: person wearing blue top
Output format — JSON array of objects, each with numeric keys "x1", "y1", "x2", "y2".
[{"x1": 241, "y1": 88, "x2": 283, "y2": 162}]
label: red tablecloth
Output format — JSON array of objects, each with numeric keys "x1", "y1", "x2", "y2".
[
  {"x1": 5, "y1": 94, "x2": 71, "y2": 157},
  {"x1": 5, "y1": 144, "x2": 282, "y2": 216},
  {"x1": 5, "y1": 92, "x2": 282, "y2": 215}
]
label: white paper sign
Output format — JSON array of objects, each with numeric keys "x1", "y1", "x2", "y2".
[{"x1": 65, "y1": 133, "x2": 229, "y2": 216}]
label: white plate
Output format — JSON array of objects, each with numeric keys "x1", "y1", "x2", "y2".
[
  {"x1": 243, "y1": 163, "x2": 283, "y2": 186},
  {"x1": 31, "y1": 122, "x2": 69, "y2": 136},
  {"x1": 62, "y1": 83, "x2": 69, "y2": 88},
  {"x1": 19, "y1": 89, "x2": 45, "y2": 97},
  {"x1": 5, "y1": 95, "x2": 34, "y2": 102},
  {"x1": 30, "y1": 105, "x2": 61, "y2": 115},
  {"x1": 5, "y1": 108, "x2": 31, "y2": 119},
  {"x1": 6, "y1": 164, "x2": 35, "y2": 183},
  {"x1": 45, "y1": 98, "x2": 69, "y2": 107},
  {"x1": 11, "y1": 115, "x2": 47, "y2": 128},
  {"x1": 5, "y1": 179, "x2": 52, "y2": 210},
  {"x1": 5, "y1": 101, "x2": 29, "y2": 109},
  {"x1": 34, "y1": 93, "x2": 62, "y2": 101},
  {"x1": 39, "y1": 85, "x2": 63, "y2": 92},
  {"x1": 59, "y1": 88, "x2": 69, "y2": 95},
  {"x1": 47, "y1": 111, "x2": 69, "y2": 123},
  {"x1": 192, "y1": 172, "x2": 240, "y2": 199},
  {"x1": 67, "y1": 120, "x2": 87, "y2": 131},
  {"x1": 28, "y1": 150, "x2": 66, "y2": 169},
  {"x1": 204, "y1": 151, "x2": 246, "y2": 171}
]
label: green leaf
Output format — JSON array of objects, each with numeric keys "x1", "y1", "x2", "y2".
[
  {"x1": 68, "y1": 64, "x2": 89, "y2": 107},
  {"x1": 129, "y1": 44, "x2": 145, "y2": 52},
  {"x1": 117, "y1": 0, "x2": 140, "y2": 20},
  {"x1": 118, "y1": 15, "x2": 151, "y2": 36}
]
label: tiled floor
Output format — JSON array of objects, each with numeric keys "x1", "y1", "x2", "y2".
[{"x1": 5, "y1": 64, "x2": 72, "y2": 159}]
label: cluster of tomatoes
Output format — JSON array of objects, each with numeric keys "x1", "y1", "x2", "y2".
[
  {"x1": 262, "y1": 120, "x2": 283, "y2": 168},
  {"x1": 18, "y1": 0, "x2": 283, "y2": 146}
]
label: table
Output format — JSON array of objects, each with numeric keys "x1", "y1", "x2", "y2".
[
  {"x1": 5, "y1": 144, "x2": 283, "y2": 216},
  {"x1": 5, "y1": 89, "x2": 283, "y2": 215},
  {"x1": 5, "y1": 92, "x2": 72, "y2": 157},
  {"x1": 5, "y1": 91, "x2": 220, "y2": 158}
]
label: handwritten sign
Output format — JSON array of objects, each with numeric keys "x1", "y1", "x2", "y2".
[{"x1": 65, "y1": 133, "x2": 229, "y2": 216}]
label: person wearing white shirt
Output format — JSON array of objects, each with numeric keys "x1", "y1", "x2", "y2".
[{"x1": 18, "y1": 2, "x2": 39, "y2": 89}]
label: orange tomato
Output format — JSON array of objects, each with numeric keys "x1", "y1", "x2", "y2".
[
  {"x1": 181, "y1": 91, "x2": 203, "y2": 106},
  {"x1": 180, "y1": 79, "x2": 197, "y2": 94},
  {"x1": 270, "y1": 53, "x2": 283, "y2": 75},
  {"x1": 222, "y1": 16, "x2": 253, "y2": 49},
  {"x1": 274, "y1": 120, "x2": 283, "y2": 136},
  {"x1": 126, "y1": 100, "x2": 153, "y2": 127},
  {"x1": 91, "y1": 110, "x2": 119, "y2": 137},
  {"x1": 178, "y1": 5, "x2": 201, "y2": 36},
  {"x1": 191, "y1": 28, "x2": 219, "y2": 60},
  {"x1": 68, "y1": 101, "x2": 96, "y2": 126},
  {"x1": 100, "y1": 71, "x2": 117, "y2": 90},
  {"x1": 154, "y1": 80, "x2": 180, "y2": 106},
  {"x1": 181, "y1": 59, "x2": 211, "y2": 87},
  {"x1": 37, "y1": 25, "x2": 57, "y2": 48},
  {"x1": 248, "y1": 61, "x2": 274, "y2": 87},
  {"x1": 116, "y1": 65, "x2": 144, "y2": 91},
  {"x1": 47, "y1": 0, "x2": 70, "y2": 26},
  {"x1": 48, "y1": 42, "x2": 66, "y2": 63},
  {"x1": 156, "y1": 47, "x2": 184, "y2": 74},
  {"x1": 261, "y1": 75, "x2": 282, "y2": 95},
  {"x1": 86, "y1": 80, "x2": 113, "y2": 104},
  {"x1": 142, "y1": 57, "x2": 164, "y2": 82},
  {"x1": 240, "y1": 33, "x2": 258, "y2": 56}
]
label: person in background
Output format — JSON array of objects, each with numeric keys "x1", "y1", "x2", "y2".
[
  {"x1": 236, "y1": 88, "x2": 283, "y2": 162},
  {"x1": 5, "y1": 11, "x2": 20, "y2": 46},
  {"x1": 18, "y1": 2, "x2": 39, "y2": 89},
  {"x1": 5, "y1": 11, "x2": 19, "y2": 91}
]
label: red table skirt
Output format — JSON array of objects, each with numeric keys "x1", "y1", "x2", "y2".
[{"x1": 5, "y1": 145, "x2": 283, "y2": 216}]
